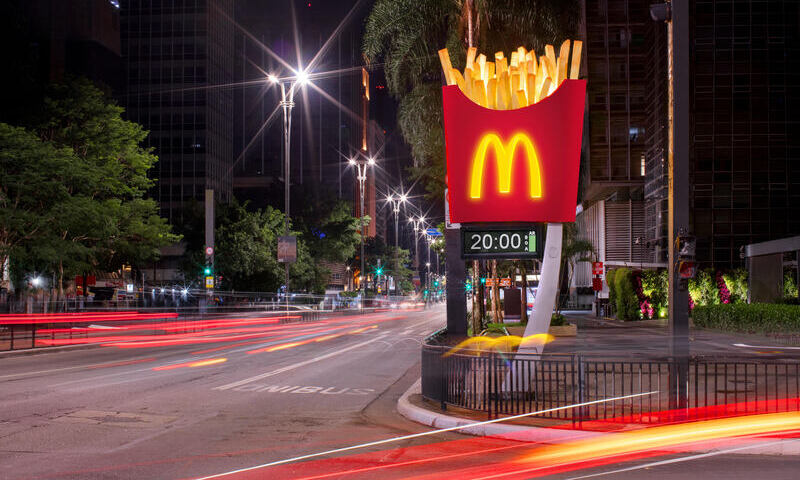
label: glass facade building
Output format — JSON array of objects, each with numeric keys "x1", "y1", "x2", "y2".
[{"x1": 120, "y1": 0, "x2": 234, "y2": 222}]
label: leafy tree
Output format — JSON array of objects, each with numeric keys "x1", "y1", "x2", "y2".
[
  {"x1": 556, "y1": 223, "x2": 595, "y2": 313},
  {"x1": 0, "y1": 124, "x2": 76, "y2": 288},
  {"x1": 363, "y1": 0, "x2": 580, "y2": 200},
  {"x1": 295, "y1": 195, "x2": 362, "y2": 263},
  {"x1": 2, "y1": 77, "x2": 179, "y2": 295}
]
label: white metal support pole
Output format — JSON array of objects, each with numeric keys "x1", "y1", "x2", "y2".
[{"x1": 519, "y1": 223, "x2": 563, "y2": 354}]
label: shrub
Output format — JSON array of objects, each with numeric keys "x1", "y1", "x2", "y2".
[
  {"x1": 784, "y1": 270, "x2": 798, "y2": 299},
  {"x1": 723, "y1": 268, "x2": 748, "y2": 304},
  {"x1": 614, "y1": 268, "x2": 641, "y2": 321},
  {"x1": 689, "y1": 269, "x2": 719, "y2": 307},
  {"x1": 693, "y1": 303, "x2": 800, "y2": 334},
  {"x1": 642, "y1": 269, "x2": 668, "y2": 315},
  {"x1": 550, "y1": 313, "x2": 567, "y2": 326}
]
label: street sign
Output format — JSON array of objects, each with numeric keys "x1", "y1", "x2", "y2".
[
  {"x1": 461, "y1": 226, "x2": 542, "y2": 259},
  {"x1": 592, "y1": 261, "x2": 604, "y2": 275},
  {"x1": 426, "y1": 228, "x2": 443, "y2": 237},
  {"x1": 205, "y1": 246, "x2": 214, "y2": 256},
  {"x1": 205, "y1": 276, "x2": 215, "y2": 288},
  {"x1": 485, "y1": 278, "x2": 511, "y2": 287},
  {"x1": 277, "y1": 236, "x2": 297, "y2": 263}
]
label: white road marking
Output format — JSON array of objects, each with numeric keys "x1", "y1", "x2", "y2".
[
  {"x1": 733, "y1": 343, "x2": 800, "y2": 350},
  {"x1": 193, "y1": 391, "x2": 658, "y2": 479},
  {"x1": 229, "y1": 384, "x2": 375, "y2": 395},
  {"x1": 212, "y1": 333, "x2": 388, "y2": 391}
]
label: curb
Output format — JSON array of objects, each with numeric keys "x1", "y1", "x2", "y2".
[
  {"x1": 397, "y1": 378, "x2": 800, "y2": 455},
  {"x1": 0, "y1": 342, "x2": 103, "y2": 359}
]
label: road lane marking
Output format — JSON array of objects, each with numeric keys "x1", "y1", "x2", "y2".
[
  {"x1": 733, "y1": 343, "x2": 800, "y2": 350},
  {"x1": 229, "y1": 384, "x2": 375, "y2": 394},
  {"x1": 194, "y1": 390, "x2": 658, "y2": 479},
  {"x1": 212, "y1": 333, "x2": 389, "y2": 391}
]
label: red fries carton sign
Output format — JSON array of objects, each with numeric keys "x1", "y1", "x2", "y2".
[{"x1": 442, "y1": 80, "x2": 586, "y2": 224}]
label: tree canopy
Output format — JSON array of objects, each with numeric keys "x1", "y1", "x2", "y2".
[{"x1": 0, "y1": 77, "x2": 179, "y2": 292}]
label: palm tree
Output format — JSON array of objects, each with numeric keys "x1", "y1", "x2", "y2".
[
  {"x1": 557, "y1": 223, "x2": 595, "y2": 314},
  {"x1": 363, "y1": 0, "x2": 581, "y2": 201}
]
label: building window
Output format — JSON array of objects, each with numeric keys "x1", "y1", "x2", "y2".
[{"x1": 640, "y1": 153, "x2": 646, "y2": 177}]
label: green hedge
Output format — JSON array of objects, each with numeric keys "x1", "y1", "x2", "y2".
[
  {"x1": 614, "y1": 268, "x2": 641, "y2": 321},
  {"x1": 692, "y1": 303, "x2": 800, "y2": 334}
]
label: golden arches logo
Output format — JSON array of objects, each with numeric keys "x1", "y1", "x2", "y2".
[{"x1": 469, "y1": 132, "x2": 543, "y2": 199}]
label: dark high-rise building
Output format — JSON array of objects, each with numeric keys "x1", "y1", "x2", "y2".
[
  {"x1": 1, "y1": 0, "x2": 122, "y2": 122},
  {"x1": 575, "y1": 0, "x2": 655, "y2": 291},
  {"x1": 643, "y1": 0, "x2": 800, "y2": 269},
  {"x1": 120, "y1": 0, "x2": 235, "y2": 222}
]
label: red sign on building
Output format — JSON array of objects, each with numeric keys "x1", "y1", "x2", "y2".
[
  {"x1": 592, "y1": 262, "x2": 604, "y2": 276},
  {"x1": 442, "y1": 80, "x2": 586, "y2": 224}
]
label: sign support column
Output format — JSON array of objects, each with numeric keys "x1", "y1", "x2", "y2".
[{"x1": 667, "y1": 0, "x2": 690, "y2": 410}]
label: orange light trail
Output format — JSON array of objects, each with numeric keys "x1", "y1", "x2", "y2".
[
  {"x1": 348, "y1": 325, "x2": 378, "y2": 334},
  {"x1": 152, "y1": 357, "x2": 227, "y2": 371}
]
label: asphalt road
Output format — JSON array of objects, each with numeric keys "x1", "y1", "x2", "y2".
[
  {"x1": 2, "y1": 305, "x2": 799, "y2": 480},
  {"x1": 0, "y1": 306, "x2": 456, "y2": 479}
]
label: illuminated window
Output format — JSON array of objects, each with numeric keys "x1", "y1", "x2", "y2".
[{"x1": 640, "y1": 154, "x2": 646, "y2": 177}]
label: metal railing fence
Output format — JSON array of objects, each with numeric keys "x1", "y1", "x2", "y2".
[{"x1": 421, "y1": 342, "x2": 800, "y2": 425}]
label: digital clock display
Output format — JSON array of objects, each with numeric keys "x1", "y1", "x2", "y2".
[{"x1": 461, "y1": 227, "x2": 542, "y2": 258}]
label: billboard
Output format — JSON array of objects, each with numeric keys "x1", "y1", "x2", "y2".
[{"x1": 442, "y1": 80, "x2": 586, "y2": 224}]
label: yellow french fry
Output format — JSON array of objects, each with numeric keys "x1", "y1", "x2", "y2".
[
  {"x1": 537, "y1": 77, "x2": 553, "y2": 102},
  {"x1": 464, "y1": 67, "x2": 474, "y2": 98},
  {"x1": 487, "y1": 77, "x2": 497, "y2": 109},
  {"x1": 557, "y1": 39, "x2": 570, "y2": 85},
  {"x1": 570, "y1": 40, "x2": 583, "y2": 79},
  {"x1": 527, "y1": 73, "x2": 536, "y2": 104},
  {"x1": 496, "y1": 56, "x2": 508, "y2": 76},
  {"x1": 438, "y1": 48, "x2": 454, "y2": 85},
  {"x1": 511, "y1": 72, "x2": 520, "y2": 96},
  {"x1": 545, "y1": 44, "x2": 556, "y2": 71},
  {"x1": 466, "y1": 46, "x2": 477, "y2": 71},
  {"x1": 498, "y1": 71, "x2": 511, "y2": 110},
  {"x1": 514, "y1": 89, "x2": 528, "y2": 108},
  {"x1": 510, "y1": 51, "x2": 519, "y2": 68},
  {"x1": 450, "y1": 68, "x2": 466, "y2": 92},
  {"x1": 487, "y1": 61, "x2": 495, "y2": 81},
  {"x1": 473, "y1": 79, "x2": 487, "y2": 107}
]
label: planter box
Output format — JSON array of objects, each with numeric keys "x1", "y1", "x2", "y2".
[{"x1": 548, "y1": 323, "x2": 577, "y2": 337}]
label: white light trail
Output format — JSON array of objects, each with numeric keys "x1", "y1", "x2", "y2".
[{"x1": 193, "y1": 390, "x2": 658, "y2": 479}]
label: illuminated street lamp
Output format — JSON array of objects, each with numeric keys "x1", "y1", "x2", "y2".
[
  {"x1": 349, "y1": 156, "x2": 376, "y2": 303},
  {"x1": 269, "y1": 69, "x2": 309, "y2": 310},
  {"x1": 385, "y1": 192, "x2": 407, "y2": 294},
  {"x1": 407, "y1": 215, "x2": 426, "y2": 281}
]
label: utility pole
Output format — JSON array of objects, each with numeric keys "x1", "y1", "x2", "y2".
[{"x1": 653, "y1": 0, "x2": 690, "y2": 409}]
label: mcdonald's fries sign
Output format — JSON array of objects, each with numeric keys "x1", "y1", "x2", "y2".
[{"x1": 443, "y1": 79, "x2": 586, "y2": 223}]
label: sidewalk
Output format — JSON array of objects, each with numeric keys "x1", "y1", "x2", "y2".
[
  {"x1": 397, "y1": 378, "x2": 800, "y2": 455},
  {"x1": 552, "y1": 311, "x2": 800, "y2": 357}
]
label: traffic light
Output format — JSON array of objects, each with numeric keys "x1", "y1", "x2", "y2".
[
  {"x1": 480, "y1": 277, "x2": 486, "y2": 285},
  {"x1": 375, "y1": 266, "x2": 384, "y2": 276},
  {"x1": 204, "y1": 266, "x2": 212, "y2": 276}
]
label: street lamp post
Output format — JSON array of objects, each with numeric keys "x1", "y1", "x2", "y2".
[
  {"x1": 270, "y1": 71, "x2": 307, "y2": 312},
  {"x1": 386, "y1": 193, "x2": 407, "y2": 295},
  {"x1": 350, "y1": 156, "x2": 375, "y2": 307}
]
